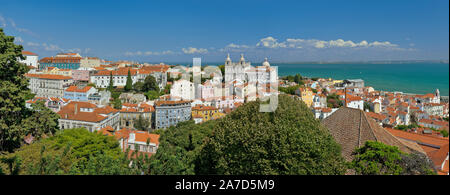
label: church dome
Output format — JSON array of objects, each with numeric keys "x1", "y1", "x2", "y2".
[{"x1": 262, "y1": 57, "x2": 270, "y2": 66}]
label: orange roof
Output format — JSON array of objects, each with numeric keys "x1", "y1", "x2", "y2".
[
  {"x1": 154, "y1": 100, "x2": 191, "y2": 106},
  {"x1": 57, "y1": 101, "x2": 117, "y2": 123},
  {"x1": 93, "y1": 68, "x2": 138, "y2": 76},
  {"x1": 25, "y1": 73, "x2": 72, "y2": 80},
  {"x1": 65, "y1": 85, "x2": 93, "y2": 93},
  {"x1": 366, "y1": 112, "x2": 387, "y2": 121},
  {"x1": 192, "y1": 105, "x2": 217, "y2": 111},
  {"x1": 386, "y1": 128, "x2": 449, "y2": 149},
  {"x1": 22, "y1": 51, "x2": 38, "y2": 56},
  {"x1": 346, "y1": 94, "x2": 362, "y2": 102}
]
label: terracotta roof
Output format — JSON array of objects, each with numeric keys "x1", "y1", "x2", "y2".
[
  {"x1": 386, "y1": 128, "x2": 449, "y2": 149},
  {"x1": 25, "y1": 73, "x2": 72, "y2": 80},
  {"x1": 57, "y1": 101, "x2": 117, "y2": 123},
  {"x1": 192, "y1": 105, "x2": 218, "y2": 111},
  {"x1": 93, "y1": 68, "x2": 138, "y2": 76},
  {"x1": 65, "y1": 85, "x2": 93, "y2": 93},
  {"x1": 429, "y1": 143, "x2": 449, "y2": 168},
  {"x1": 366, "y1": 112, "x2": 387, "y2": 121},
  {"x1": 322, "y1": 107, "x2": 426, "y2": 161},
  {"x1": 22, "y1": 51, "x2": 38, "y2": 56},
  {"x1": 154, "y1": 100, "x2": 191, "y2": 106}
]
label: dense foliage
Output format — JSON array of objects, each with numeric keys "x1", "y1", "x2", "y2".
[
  {"x1": 22, "y1": 100, "x2": 60, "y2": 139},
  {"x1": 0, "y1": 29, "x2": 31, "y2": 152},
  {"x1": 0, "y1": 128, "x2": 131, "y2": 175},
  {"x1": 148, "y1": 95, "x2": 347, "y2": 175},
  {"x1": 149, "y1": 120, "x2": 216, "y2": 175},
  {"x1": 196, "y1": 95, "x2": 346, "y2": 175},
  {"x1": 278, "y1": 85, "x2": 301, "y2": 95},
  {"x1": 350, "y1": 141, "x2": 436, "y2": 175}
]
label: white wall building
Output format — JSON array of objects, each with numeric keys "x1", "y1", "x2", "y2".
[
  {"x1": 19, "y1": 51, "x2": 39, "y2": 68},
  {"x1": 170, "y1": 79, "x2": 195, "y2": 100}
]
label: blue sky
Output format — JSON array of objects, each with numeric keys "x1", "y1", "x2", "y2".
[{"x1": 1, "y1": 0, "x2": 448, "y2": 63}]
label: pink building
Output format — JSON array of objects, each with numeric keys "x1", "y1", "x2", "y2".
[{"x1": 72, "y1": 68, "x2": 92, "y2": 82}]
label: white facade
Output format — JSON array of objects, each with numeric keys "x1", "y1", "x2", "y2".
[
  {"x1": 90, "y1": 73, "x2": 138, "y2": 88},
  {"x1": 170, "y1": 79, "x2": 195, "y2": 100},
  {"x1": 19, "y1": 52, "x2": 39, "y2": 68}
]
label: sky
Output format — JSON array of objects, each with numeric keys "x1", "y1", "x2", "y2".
[{"x1": 0, "y1": 0, "x2": 448, "y2": 63}]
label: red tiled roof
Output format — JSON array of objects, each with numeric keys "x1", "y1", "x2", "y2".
[
  {"x1": 25, "y1": 73, "x2": 72, "y2": 80},
  {"x1": 22, "y1": 51, "x2": 38, "y2": 56},
  {"x1": 65, "y1": 85, "x2": 93, "y2": 93},
  {"x1": 57, "y1": 101, "x2": 117, "y2": 123}
]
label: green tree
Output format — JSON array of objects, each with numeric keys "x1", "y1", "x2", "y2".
[
  {"x1": 133, "y1": 114, "x2": 151, "y2": 131},
  {"x1": 22, "y1": 100, "x2": 60, "y2": 139},
  {"x1": 142, "y1": 75, "x2": 159, "y2": 92},
  {"x1": 145, "y1": 90, "x2": 160, "y2": 100},
  {"x1": 149, "y1": 120, "x2": 216, "y2": 175},
  {"x1": 294, "y1": 73, "x2": 303, "y2": 84},
  {"x1": 350, "y1": 141, "x2": 404, "y2": 175},
  {"x1": 196, "y1": 95, "x2": 346, "y2": 175},
  {"x1": 0, "y1": 128, "x2": 129, "y2": 175},
  {"x1": 113, "y1": 98, "x2": 122, "y2": 109},
  {"x1": 0, "y1": 29, "x2": 32, "y2": 152},
  {"x1": 124, "y1": 69, "x2": 132, "y2": 92},
  {"x1": 133, "y1": 81, "x2": 145, "y2": 92},
  {"x1": 350, "y1": 141, "x2": 436, "y2": 175},
  {"x1": 107, "y1": 71, "x2": 114, "y2": 91}
]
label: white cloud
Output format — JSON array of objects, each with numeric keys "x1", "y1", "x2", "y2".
[
  {"x1": 256, "y1": 36, "x2": 287, "y2": 48},
  {"x1": 182, "y1": 47, "x2": 208, "y2": 54},
  {"x1": 253, "y1": 36, "x2": 400, "y2": 50}
]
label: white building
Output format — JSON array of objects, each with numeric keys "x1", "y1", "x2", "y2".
[
  {"x1": 25, "y1": 73, "x2": 73, "y2": 98},
  {"x1": 19, "y1": 51, "x2": 39, "y2": 68},
  {"x1": 224, "y1": 54, "x2": 278, "y2": 84},
  {"x1": 57, "y1": 101, "x2": 120, "y2": 132},
  {"x1": 90, "y1": 68, "x2": 138, "y2": 88},
  {"x1": 170, "y1": 79, "x2": 196, "y2": 100}
]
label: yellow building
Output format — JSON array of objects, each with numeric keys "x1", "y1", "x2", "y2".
[
  {"x1": 42, "y1": 67, "x2": 72, "y2": 76},
  {"x1": 295, "y1": 87, "x2": 314, "y2": 107},
  {"x1": 192, "y1": 105, "x2": 225, "y2": 123}
]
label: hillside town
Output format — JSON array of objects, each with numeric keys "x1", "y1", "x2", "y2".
[{"x1": 20, "y1": 51, "x2": 449, "y2": 175}]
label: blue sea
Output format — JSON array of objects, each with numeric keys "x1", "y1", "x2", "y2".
[
  {"x1": 273, "y1": 62, "x2": 449, "y2": 96},
  {"x1": 167, "y1": 62, "x2": 450, "y2": 96}
]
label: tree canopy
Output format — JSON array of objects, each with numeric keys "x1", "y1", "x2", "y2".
[
  {"x1": 149, "y1": 95, "x2": 346, "y2": 175},
  {"x1": 350, "y1": 141, "x2": 436, "y2": 175},
  {"x1": 0, "y1": 29, "x2": 33, "y2": 152}
]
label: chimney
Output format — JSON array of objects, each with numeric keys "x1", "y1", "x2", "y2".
[
  {"x1": 344, "y1": 87, "x2": 347, "y2": 107},
  {"x1": 74, "y1": 103, "x2": 78, "y2": 115}
]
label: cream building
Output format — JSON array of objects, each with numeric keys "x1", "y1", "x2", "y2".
[
  {"x1": 80, "y1": 57, "x2": 101, "y2": 68},
  {"x1": 25, "y1": 73, "x2": 73, "y2": 98}
]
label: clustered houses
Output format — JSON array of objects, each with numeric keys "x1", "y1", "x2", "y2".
[
  {"x1": 119, "y1": 102, "x2": 155, "y2": 129},
  {"x1": 90, "y1": 65, "x2": 168, "y2": 89},
  {"x1": 57, "y1": 101, "x2": 120, "y2": 132}
]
